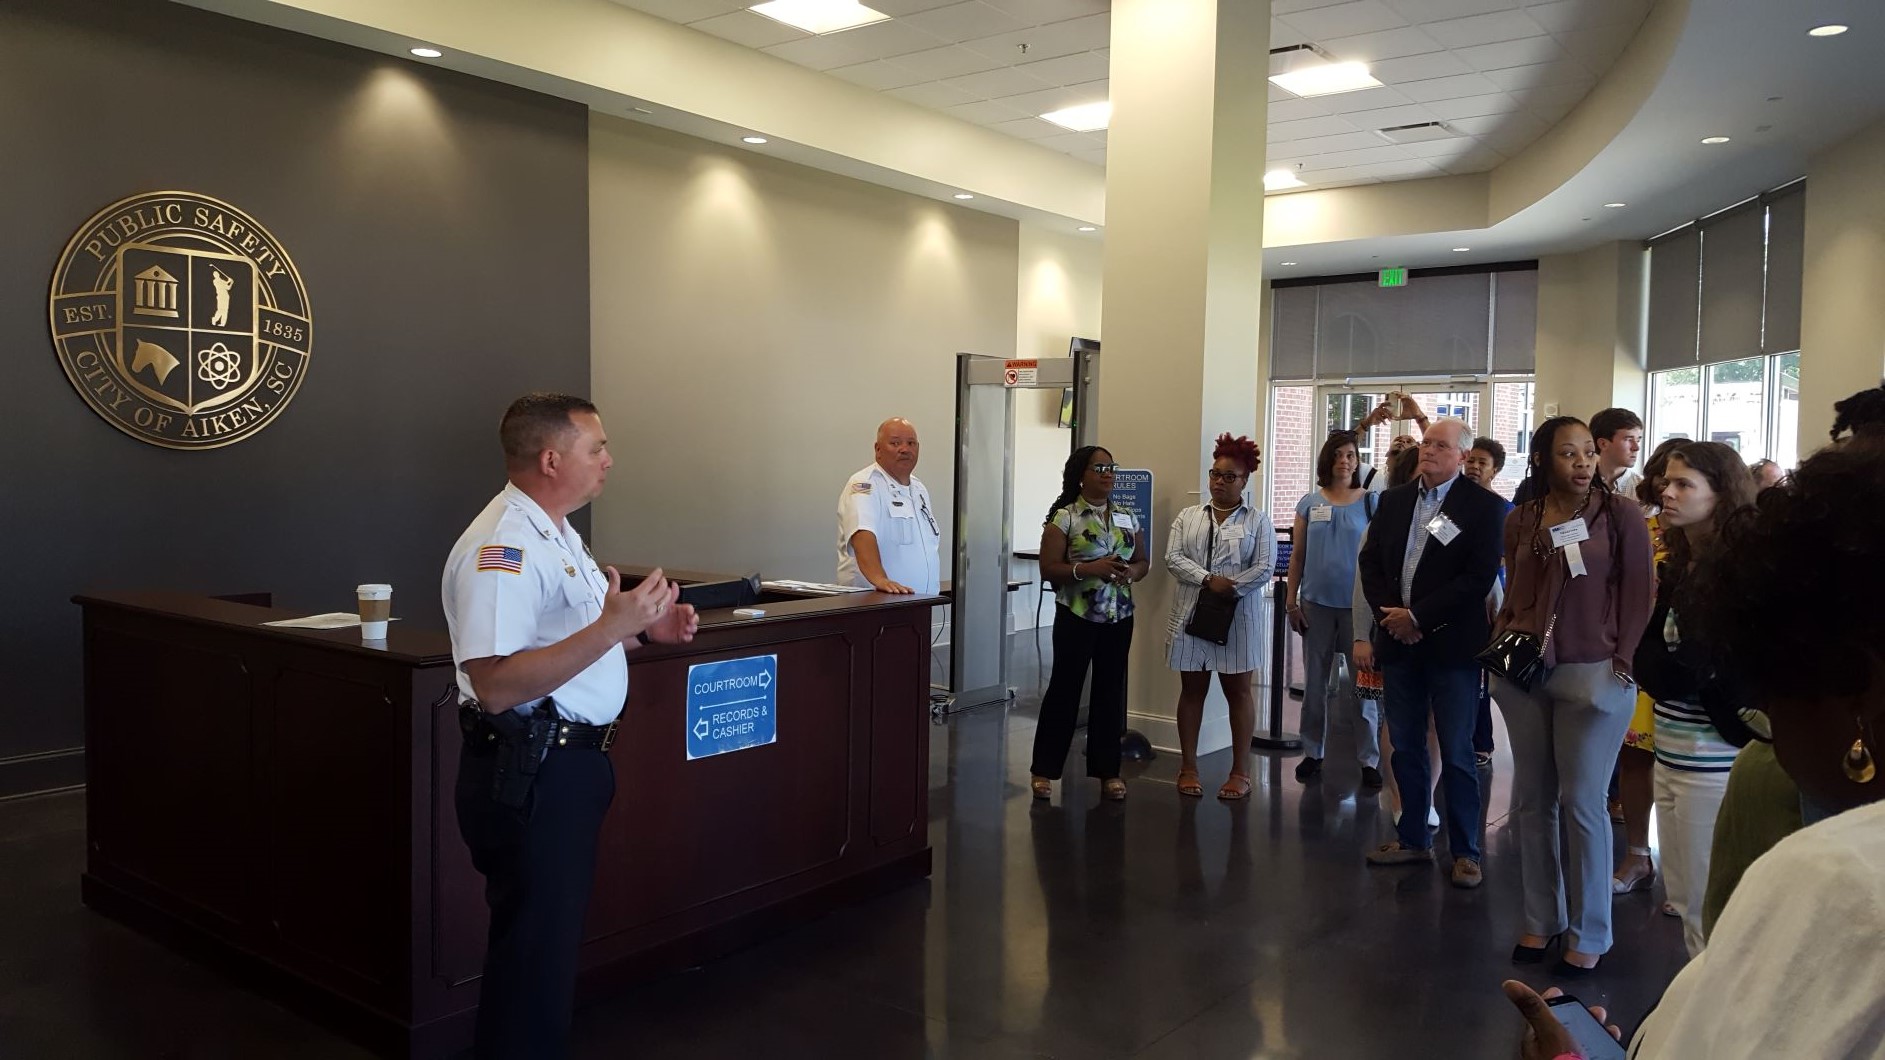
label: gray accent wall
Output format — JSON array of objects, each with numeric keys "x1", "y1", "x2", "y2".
[{"x1": 0, "y1": 0, "x2": 590, "y2": 796}]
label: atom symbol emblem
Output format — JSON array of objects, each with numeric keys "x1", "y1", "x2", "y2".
[{"x1": 197, "y1": 341, "x2": 242, "y2": 390}]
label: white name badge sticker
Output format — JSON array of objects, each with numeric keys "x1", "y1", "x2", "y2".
[
  {"x1": 1565, "y1": 541, "x2": 1588, "y2": 578},
  {"x1": 1220, "y1": 523, "x2": 1246, "y2": 540},
  {"x1": 1549, "y1": 518, "x2": 1591, "y2": 549},
  {"x1": 1112, "y1": 512, "x2": 1134, "y2": 529},
  {"x1": 1310, "y1": 505, "x2": 1333, "y2": 523},
  {"x1": 1425, "y1": 513, "x2": 1461, "y2": 546}
]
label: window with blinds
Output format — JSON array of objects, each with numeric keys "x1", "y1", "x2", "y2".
[
  {"x1": 1645, "y1": 179, "x2": 1805, "y2": 371},
  {"x1": 1268, "y1": 264, "x2": 1537, "y2": 381}
]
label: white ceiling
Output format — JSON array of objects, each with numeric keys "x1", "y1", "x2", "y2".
[{"x1": 609, "y1": 0, "x2": 1652, "y2": 189}]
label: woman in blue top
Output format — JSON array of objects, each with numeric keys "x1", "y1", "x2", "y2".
[{"x1": 1283, "y1": 431, "x2": 1383, "y2": 786}]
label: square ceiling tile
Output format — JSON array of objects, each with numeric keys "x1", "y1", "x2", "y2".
[
  {"x1": 891, "y1": 43, "x2": 1007, "y2": 79},
  {"x1": 1521, "y1": 78, "x2": 1595, "y2": 111},
  {"x1": 1274, "y1": 0, "x2": 1369, "y2": 13},
  {"x1": 1557, "y1": 21, "x2": 1640, "y2": 67},
  {"x1": 1033, "y1": 131, "x2": 1106, "y2": 153},
  {"x1": 1423, "y1": 9, "x2": 1546, "y2": 48},
  {"x1": 1421, "y1": 91, "x2": 1519, "y2": 119},
  {"x1": 868, "y1": 0, "x2": 968, "y2": 13},
  {"x1": 828, "y1": 58, "x2": 930, "y2": 91},
  {"x1": 1074, "y1": 147, "x2": 1107, "y2": 166},
  {"x1": 1313, "y1": 85, "x2": 1413, "y2": 112},
  {"x1": 1436, "y1": 146, "x2": 1507, "y2": 173},
  {"x1": 947, "y1": 65, "x2": 1056, "y2": 98},
  {"x1": 1484, "y1": 59, "x2": 1592, "y2": 93},
  {"x1": 1270, "y1": 115, "x2": 1366, "y2": 141},
  {"x1": 888, "y1": 80, "x2": 984, "y2": 108},
  {"x1": 1369, "y1": 50, "x2": 1472, "y2": 82},
  {"x1": 1395, "y1": 71, "x2": 1504, "y2": 102},
  {"x1": 1339, "y1": 103, "x2": 1442, "y2": 130},
  {"x1": 1526, "y1": 0, "x2": 1650, "y2": 35},
  {"x1": 989, "y1": 116, "x2": 1064, "y2": 139},
  {"x1": 1270, "y1": 130, "x2": 1392, "y2": 155},
  {"x1": 762, "y1": 20, "x2": 947, "y2": 69},
  {"x1": 1455, "y1": 34, "x2": 1567, "y2": 71},
  {"x1": 1280, "y1": 1, "x2": 1410, "y2": 41},
  {"x1": 961, "y1": 12, "x2": 1110, "y2": 62},
  {"x1": 900, "y1": 1, "x2": 1029, "y2": 40},
  {"x1": 1267, "y1": 97, "x2": 1335, "y2": 123},
  {"x1": 947, "y1": 98, "x2": 1036, "y2": 123},
  {"x1": 1311, "y1": 143, "x2": 1418, "y2": 168},
  {"x1": 690, "y1": 10, "x2": 808, "y2": 48},
  {"x1": 1013, "y1": 50, "x2": 1110, "y2": 86},
  {"x1": 1442, "y1": 111, "x2": 1522, "y2": 136},
  {"x1": 1399, "y1": 134, "x2": 1488, "y2": 157},
  {"x1": 982, "y1": 0, "x2": 1107, "y2": 21},
  {"x1": 1382, "y1": 0, "x2": 1523, "y2": 20},
  {"x1": 1321, "y1": 25, "x2": 1446, "y2": 62},
  {"x1": 998, "y1": 79, "x2": 1108, "y2": 116},
  {"x1": 609, "y1": 0, "x2": 746, "y2": 21}
]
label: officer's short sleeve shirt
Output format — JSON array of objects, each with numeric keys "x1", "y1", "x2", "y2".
[{"x1": 836, "y1": 463, "x2": 941, "y2": 594}]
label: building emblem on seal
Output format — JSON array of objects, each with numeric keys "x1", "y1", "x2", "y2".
[{"x1": 48, "y1": 191, "x2": 312, "y2": 449}]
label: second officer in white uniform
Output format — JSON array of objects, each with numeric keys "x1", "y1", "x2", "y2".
[
  {"x1": 442, "y1": 393, "x2": 698, "y2": 1060},
  {"x1": 836, "y1": 416, "x2": 941, "y2": 595}
]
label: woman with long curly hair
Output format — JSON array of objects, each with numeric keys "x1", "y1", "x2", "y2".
[
  {"x1": 1030, "y1": 445, "x2": 1150, "y2": 802},
  {"x1": 1164, "y1": 433, "x2": 1274, "y2": 800}
]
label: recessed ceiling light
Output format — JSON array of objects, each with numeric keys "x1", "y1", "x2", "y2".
[
  {"x1": 1452, "y1": 247, "x2": 1471, "y2": 252},
  {"x1": 1604, "y1": 202, "x2": 1627, "y2": 208},
  {"x1": 1267, "y1": 46, "x2": 1382, "y2": 98},
  {"x1": 742, "y1": 135, "x2": 769, "y2": 144},
  {"x1": 1264, "y1": 169, "x2": 1306, "y2": 191},
  {"x1": 1078, "y1": 225, "x2": 1097, "y2": 232},
  {"x1": 749, "y1": 0, "x2": 888, "y2": 35},
  {"x1": 1808, "y1": 24, "x2": 1848, "y2": 37},
  {"x1": 1280, "y1": 261, "x2": 1298, "y2": 266},
  {"x1": 953, "y1": 192, "x2": 974, "y2": 200},
  {"x1": 632, "y1": 106, "x2": 654, "y2": 115},
  {"x1": 409, "y1": 46, "x2": 443, "y2": 58},
  {"x1": 1701, "y1": 135, "x2": 1731, "y2": 144},
  {"x1": 1040, "y1": 102, "x2": 1111, "y2": 132}
]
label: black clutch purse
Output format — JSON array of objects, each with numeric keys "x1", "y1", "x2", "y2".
[
  {"x1": 1183, "y1": 508, "x2": 1239, "y2": 646},
  {"x1": 1185, "y1": 589, "x2": 1238, "y2": 645},
  {"x1": 1476, "y1": 627, "x2": 1546, "y2": 691}
]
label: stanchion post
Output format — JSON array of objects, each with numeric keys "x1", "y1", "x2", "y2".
[{"x1": 1252, "y1": 527, "x2": 1301, "y2": 753}]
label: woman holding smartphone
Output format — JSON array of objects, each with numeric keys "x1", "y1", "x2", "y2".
[{"x1": 1031, "y1": 445, "x2": 1149, "y2": 802}]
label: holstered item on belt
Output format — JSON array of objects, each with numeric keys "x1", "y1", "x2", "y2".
[{"x1": 459, "y1": 697, "x2": 561, "y2": 809}]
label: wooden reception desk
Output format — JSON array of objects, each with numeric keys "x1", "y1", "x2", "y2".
[{"x1": 75, "y1": 580, "x2": 938, "y2": 1057}]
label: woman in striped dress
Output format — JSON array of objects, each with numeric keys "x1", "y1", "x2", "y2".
[
  {"x1": 1634, "y1": 441, "x2": 1758, "y2": 957},
  {"x1": 1164, "y1": 434, "x2": 1274, "y2": 800}
]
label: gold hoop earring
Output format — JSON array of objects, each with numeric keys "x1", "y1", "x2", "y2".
[{"x1": 1843, "y1": 717, "x2": 1877, "y2": 785}]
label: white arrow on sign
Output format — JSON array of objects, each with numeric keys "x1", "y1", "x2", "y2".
[
  {"x1": 693, "y1": 719, "x2": 711, "y2": 739},
  {"x1": 757, "y1": 670, "x2": 772, "y2": 689}
]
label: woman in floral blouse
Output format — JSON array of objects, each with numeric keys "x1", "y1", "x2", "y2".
[{"x1": 1031, "y1": 445, "x2": 1150, "y2": 802}]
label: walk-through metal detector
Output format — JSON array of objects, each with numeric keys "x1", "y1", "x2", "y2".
[{"x1": 945, "y1": 343, "x2": 1100, "y2": 712}]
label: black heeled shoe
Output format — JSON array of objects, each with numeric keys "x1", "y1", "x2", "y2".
[
  {"x1": 1511, "y1": 934, "x2": 1562, "y2": 964},
  {"x1": 1553, "y1": 955, "x2": 1603, "y2": 979}
]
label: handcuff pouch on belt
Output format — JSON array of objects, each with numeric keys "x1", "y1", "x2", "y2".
[{"x1": 458, "y1": 697, "x2": 561, "y2": 809}]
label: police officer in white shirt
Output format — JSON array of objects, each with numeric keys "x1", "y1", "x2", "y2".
[
  {"x1": 442, "y1": 393, "x2": 699, "y2": 1060},
  {"x1": 836, "y1": 417, "x2": 941, "y2": 595}
]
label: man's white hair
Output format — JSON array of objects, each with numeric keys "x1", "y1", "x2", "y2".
[{"x1": 1425, "y1": 417, "x2": 1471, "y2": 447}]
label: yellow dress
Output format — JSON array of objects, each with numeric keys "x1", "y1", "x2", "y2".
[{"x1": 1623, "y1": 513, "x2": 1668, "y2": 753}]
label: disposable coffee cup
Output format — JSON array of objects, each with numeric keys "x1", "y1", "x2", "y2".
[{"x1": 357, "y1": 583, "x2": 392, "y2": 640}]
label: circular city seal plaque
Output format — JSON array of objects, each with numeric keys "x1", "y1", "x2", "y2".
[{"x1": 48, "y1": 191, "x2": 312, "y2": 449}]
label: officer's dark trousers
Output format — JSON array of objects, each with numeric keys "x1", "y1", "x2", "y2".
[{"x1": 455, "y1": 741, "x2": 615, "y2": 1060}]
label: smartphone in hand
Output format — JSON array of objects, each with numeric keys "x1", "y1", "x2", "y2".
[{"x1": 1547, "y1": 994, "x2": 1626, "y2": 1060}]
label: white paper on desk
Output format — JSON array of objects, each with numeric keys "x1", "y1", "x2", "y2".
[
  {"x1": 762, "y1": 579, "x2": 870, "y2": 595},
  {"x1": 262, "y1": 612, "x2": 363, "y2": 629}
]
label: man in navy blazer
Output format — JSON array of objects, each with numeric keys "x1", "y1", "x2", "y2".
[{"x1": 1357, "y1": 418, "x2": 1506, "y2": 888}]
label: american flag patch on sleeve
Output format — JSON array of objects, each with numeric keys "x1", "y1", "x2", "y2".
[{"x1": 477, "y1": 545, "x2": 525, "y2": 574}]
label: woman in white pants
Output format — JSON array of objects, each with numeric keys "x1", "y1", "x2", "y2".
[{"x1": 1633, "y1": 441, "x2": 1758, "y2": 956}]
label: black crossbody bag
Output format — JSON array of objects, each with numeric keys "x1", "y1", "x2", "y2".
[{"x1": 1184, "y1": 508, "x2": 1239, "y2": 645}]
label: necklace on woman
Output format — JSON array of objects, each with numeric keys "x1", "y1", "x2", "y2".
[
  {"x1": 1209, "y1": 500, "x2": 1240, "y2": 512},
  {"x1": 1532, "y1": 487, "x2": 1593, "y2": 558}
]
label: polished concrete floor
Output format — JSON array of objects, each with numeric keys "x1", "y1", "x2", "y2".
[{"x1": 0, "y1": 630, "x2": 1689, "y2": 1057}]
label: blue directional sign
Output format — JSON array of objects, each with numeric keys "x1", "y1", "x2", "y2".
[
  {"x1": 685, "y1": 654, "x2": 778, "y2": 761},
  {"x1": 1109, "y1": 468, "x2": 1154, "y2": 552}
]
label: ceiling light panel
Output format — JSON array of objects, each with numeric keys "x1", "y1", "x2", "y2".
[
  {"x1": 1373, "y1": 121, "x2": 1459, "y2": 145},
  {"x1": 749, "y1": 0, "x2": 889, "y2": 35},
  {"x1": 1270, "y1": 60, "x2": 1384, "y2": 98},
  {"x1": 1264, "y1": 169, "x2": 1306, "y2": 191},
  {"x1": 1039, "y1": 101, "x2": 1110, "y2": 131}
]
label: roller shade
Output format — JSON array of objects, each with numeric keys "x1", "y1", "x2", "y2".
[
  {"x1": 1646, "y1": 227, "x2": 1700, "y2": 371},
  {"x1": 1269, "y1": 284, "x2": 1317, "y2": 379},
  {"x1": 1763, "y1": 184, "x2": 1805, "y2": 355},
  {"x1": 1268, "y1": 265, "x2": 1535, "y2": 380},
  {"x1": 1492, "y1": 268, "x2": 1538, "y2": 374},
  {"x1": 1698, "y1": 203, "x2": 1766, "y2": 364}
]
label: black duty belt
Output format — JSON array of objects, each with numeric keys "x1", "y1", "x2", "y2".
[{"x1": 549, "y1": 717, "x2": 617, "y2": 752}]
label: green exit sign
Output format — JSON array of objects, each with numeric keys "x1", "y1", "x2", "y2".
[{"x1": 1379, "y1": 267, "x2": 1408, "y2": 287}]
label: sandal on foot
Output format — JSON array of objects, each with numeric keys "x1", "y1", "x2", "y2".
[
  {"x1": 1102, "y1": 778, "x2": 1128, "y2": 801},
  {"x1": 1031, "y1": 776, "x2": 1053, "y2": 800},
  {"x1": 1612, "y1": 848, "x2": 1655, "y2": 894},
  {"x1": 1176, "y1": 768, "x2": 1204, "y2": 798},
  {"x1": 1217, "y1": 772, "x2": 1253, "y2": 801}
]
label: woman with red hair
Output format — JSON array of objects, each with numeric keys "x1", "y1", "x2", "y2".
[{"x1": 1164, "y1": 433, "x2": 1275, "y2": 799}]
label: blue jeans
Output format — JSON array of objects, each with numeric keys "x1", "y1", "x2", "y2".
[{"x1": 1382, "y1": 656, "x2": 1483, "y2": 860}]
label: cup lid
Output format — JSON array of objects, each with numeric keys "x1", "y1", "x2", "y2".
[{"x1": 357, "y1": 583, "x2": 393, "y2": 593}]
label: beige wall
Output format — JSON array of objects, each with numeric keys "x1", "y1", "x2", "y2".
[
  {"x1": 588, "y1": 114, "x2": 1019, "y2": 584},
  {"x1": 1533, "y1": 241, "x2": 1647, "y2": 430},
  {"x1": 1800, "y1": 116, "x2": 1885, "y2": 451}
]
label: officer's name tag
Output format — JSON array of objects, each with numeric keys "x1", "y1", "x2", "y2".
[
  {"x1": 1425, "y1": 513, "x2": 1461, "y2": 545},
  {"x1": 1549, "y1": 518, "x2": 1591, "y2": 548},
  {"x1": 1310, "y1": 505, "x2": 1333, "y2": 523},
  {"x1": 1112, "y1": 512, "x2": 1133, "y2": 529}
]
